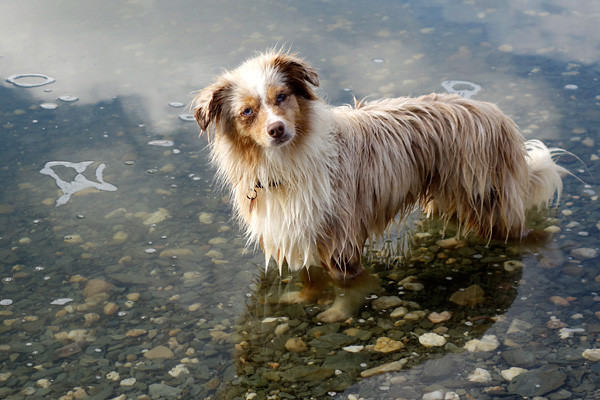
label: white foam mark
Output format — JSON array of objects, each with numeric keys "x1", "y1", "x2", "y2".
[
  {"x1": 441, "y1": 80, "x2": 482, "y2": 98},
  {"x1": 6, "y1": 73, "x2": 56, "y2": 88},
  {"x1": 39, "y1": 161, "x2": 118, "y2": 207}
]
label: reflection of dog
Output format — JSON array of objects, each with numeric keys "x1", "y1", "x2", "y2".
[{"x1": 193, "y1": 50, "x2": 567, "y2": 322}]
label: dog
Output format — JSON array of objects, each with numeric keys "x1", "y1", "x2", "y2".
[{"x1": 193, "y1": 50, "x2": 568, "y2": 322}]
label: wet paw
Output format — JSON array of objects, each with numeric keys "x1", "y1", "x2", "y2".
[
  {"x1": 279, "y1": 291, "x2": 311, "y2": 304},
  {"x1": 316, "y1": 305, "x2": 352, "y2": 323}
]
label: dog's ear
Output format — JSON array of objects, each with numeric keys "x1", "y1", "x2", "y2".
[
  {"x1": 273, "y1": 53, "x2": 320, "y2": 99},
  {"x1": 193, "y1": 80, "x2": 231, "y2": 132}
]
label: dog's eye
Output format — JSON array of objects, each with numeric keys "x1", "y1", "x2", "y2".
[
  {"x1": 242, "y1": 108, "x2": 253, "y2": 116},
  {"x1": 276, "y1": 94, "x2": 286, "y2": 103}
]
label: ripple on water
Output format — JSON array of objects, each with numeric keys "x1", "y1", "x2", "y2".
[{"x1": 6, "y1": 73, "x2": 56, "y2": 88}]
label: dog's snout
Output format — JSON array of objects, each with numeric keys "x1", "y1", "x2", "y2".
[{"x1": 267, "y1": 121, "x2": 285, "y2": 138}]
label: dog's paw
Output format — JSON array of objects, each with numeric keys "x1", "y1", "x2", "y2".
[
  {"x1": 279, "y1": 291, "x2": 311, "y2": 304},
  {"x1": 316, "y1": 304, "x2": 353, "y2": 323}
]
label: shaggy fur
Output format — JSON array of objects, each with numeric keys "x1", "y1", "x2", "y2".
[{"x1": 193, "y1": 51, "x2": 567, "y2": 322}]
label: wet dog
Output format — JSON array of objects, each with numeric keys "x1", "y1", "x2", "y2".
[{"x1": 193, "y1": 51, "x2": 567, "y2": 322}]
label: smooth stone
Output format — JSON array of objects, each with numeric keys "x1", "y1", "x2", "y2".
[
  {"x1": 373, "y1": 336, "x2": 405, "y2": 353},
  {"x1": 83, "y1": 279, "x2": 115, "y2": 297},
  {"x1": 507, "y1": 365, "x2": 566, "y2": 397},
  {"x1": 198, "y1": 212, "x2": 214, "y2": 224},
  {"x1": 126, "y1": 329, "x2": 147, "y2": 337},
  {"x1": 144, "y1": 345, "x2": 174, "y2": 359},
  {"x1": 501, "y1": 367, "x2": 528, "y2": 381},
  {"x1": 149, "y1": 383, "x2": 182, "y2": 398},
  {"x1": 404, "y1": 282, "x2": 424, "y2": 291},
  {"x1": 285, "y1": 338, "x2": 307, "y2": 353},
  {"x1": 372, "y1": 295, "x2": 402, "y2": 310},
  {"x1": 464, "y1": 335, "x2": 500, "y2": 352},
  {"x1": 103, "y1": 302, "x2": 119, "y2": 315},
  {"x1": 0, "y1": 204, "x2": 15, "y2": 214},
  {"x1": 159, "y1": 248, "x2": 194, "y2": 258},
  {"x1": 582, "y1": 348, "x2": 600, "y2": 361},
  {"x1": 419, "y1": 333, "x2": 447, "y2": 347},
  {"x1": 570, "y1": 248, "x2": 598, "y2": 260},
  {"x1": 360, "y1": 359, "x2": 407, "y2": 378},
  {"x1": 468, "y1": 367, "x2": 492, "y2": 383},
  {"x1": 504, "y1": 260, "x2": 524, "y2": 272},
  {"x1": 501, "y1": 349, "x2": 537, "y2": 367},
  {"x1": 428, "y1": 311, "x2": 452, "y2": 323},
  {"x1": 120, "y1": 377, "x2": 136, "y2": 386},
  {"x1": 112, "y1": 231, "x2": 128, "y2": 242},
  {"x1": 168, "y1": 364, "x2": 190, "y2": 378},
  {"x1": 143, "y1": 208, "x2": 170, "y2": 225},
  {"x1": 280, "y1": 365, "x2": 334, "y2": 382},
  {"x1": 450, "y1": 284, "x2": 485, "y2": 307},
  {"x1": 390, "y1": 306, "x2": 408, "y2": 318},
  {"x1": 64, "y1": 234, "x2": 84, "y2": 244}
]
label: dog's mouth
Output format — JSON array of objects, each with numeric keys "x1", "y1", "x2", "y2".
[{"x1": 269, "y1": 133, "x2": 293, "y2": 147}]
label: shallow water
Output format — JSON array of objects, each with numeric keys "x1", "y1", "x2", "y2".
[{"x1": 1, "y1": 1, "x2": 599, "y2": 399}]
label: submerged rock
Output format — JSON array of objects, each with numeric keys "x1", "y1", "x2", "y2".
[{"x1": 507, "y1": 365, "x2": 566, "y2": 397}]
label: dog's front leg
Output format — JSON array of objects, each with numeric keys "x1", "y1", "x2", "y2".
[
  {"x1": 317, "y1": 258, "x2": 380, "y2": 323},
  {"x1": 279, "y1": 265, "x2": 331, "y2": 304}
]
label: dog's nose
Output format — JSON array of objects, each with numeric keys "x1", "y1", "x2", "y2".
[{"x1": 267, "y1": 121, "x2": 285, "y2": 138}]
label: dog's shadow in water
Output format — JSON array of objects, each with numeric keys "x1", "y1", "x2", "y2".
[{"x1": 216, "y1": 215, "x2": 556, "y2": 399}]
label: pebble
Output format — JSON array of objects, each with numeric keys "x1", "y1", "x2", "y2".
[
  {"x1": 428, "y1": 311, "x2": 452, "y2": 323},
  {"x1": 419, "y1": 332, "x2": 447, "y2": 347},
  {"x1": 449, "y1": 284, "x2": 485, "y2": 307},
  {"x1": 126, "y1": 329, "x2": 147, "y2": 337},
  {"x1": 103, "y1": 302, "x2": 119, "y2": 315},
  {"x1": 545, "y1": 225, "x2": 561, "y2": 233},
  {"x1": 359, "y1": 359, "x2": 407, "y2": 378},
  {"x1": 501, "y1": 367, "x2": 528, "y2": 381},
  {"x1": 285, "y1": 338, "x2": 307, "y2": 353},
  {"x1": 64, "y1": 234, "x2": 84, "y2": 244},
  {"x1": 373, "y1": 336, "x2": 405, "y2": 353},
  {"x1": 159, "y1": 248, "x2": 194, "y2": 258},
  {"x1": 144, "y1": 345, "x2": 174, "y2": 359},
  {"x1": 120, "y1": 377, "x2": 136, "y2": 386},
  {"x1": 143, "y1": 208, "x2": 170, "y2": 225},
  {"x1": 468, "y1": 367, "x2": 492, "y2": 383},
  {"x1": 550, "y1": 296, "x2": 570, "y2": 306},
  {"x1": 464, "y1": 335, "x2": 500, "y2": 352},
  {"x1": 371, "y1": 295, "x2": 402, "y2": 310},
  {"x1": 83, "y1": 278, "x2": 115, "y2": 297},
  {"x1": 390, "y1": 306, "x2": 408, "y2": 318},
  {"x1": 198, "y1": 212, "x2": 214, "y2": 224},
  {"x1": 36, "y1": 378, "x2": 51, "y2": 388},
  {"x1": 504, "y1": 260, "x2": 524, "y2": 272},
  {"x1": 106, "y1": 371, "x2": 120, "y2": 381},
  {"x1": 582, "y1": 348, "x2": 600, "y2": 361},
  {"x1": 168, "y1": 364, "x2": 190, "y2": 378},
  {"x1": 570, "y1": 248, "x2": 598, "y2": 260},
  {"x1": 126, "y1": 292, "x2": 141, "y2": 301}
]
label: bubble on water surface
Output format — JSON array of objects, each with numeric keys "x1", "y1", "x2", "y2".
[
  {"x1": 178, "y1": 114, "x2": 195, "y2": 121},
  {"x1": 564, "y1": 84, "x2": 578, "y2": 90},
  {"x1": 0, "y1": 299, "x2": 13, "y2": 306},
  {"x1": 6, "y1": 73, "x2": 56, "y2": 88},
  {"x1": 40, "y1": 103, "x2": 58, "y2": 110},
  {"x1": 169, "y1": 101, "x2": 185, "y2": 108},
  {"x1": 372, "y1": 58, "x2": 385, "y2": 63},
  {"x1": 441, "y1": 80, "x2": 482, "y2": 98},
  {"x1": 59, "y1": 95, "x2": 79, "y2": 102}
]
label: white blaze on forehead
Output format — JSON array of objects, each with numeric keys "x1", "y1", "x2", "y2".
[{"x1": 234, "y1": 60, "x2": 285, "y2": 101}]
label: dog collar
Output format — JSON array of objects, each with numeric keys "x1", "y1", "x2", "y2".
[{"x1": 246, "y1": 180, "x2": 281, "y2": 212}]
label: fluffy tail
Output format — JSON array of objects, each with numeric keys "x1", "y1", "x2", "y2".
[{"x1": 525, "y1": 139, "x2": 569, "y2": 210}]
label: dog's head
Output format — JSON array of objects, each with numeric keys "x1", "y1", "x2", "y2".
[{"x1": 193, "y1": 51, "x2": 319, "y2": 148}]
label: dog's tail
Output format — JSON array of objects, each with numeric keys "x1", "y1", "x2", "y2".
[{"x1": 524, "y1": 139, "x2": 569, "y2": 209}]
